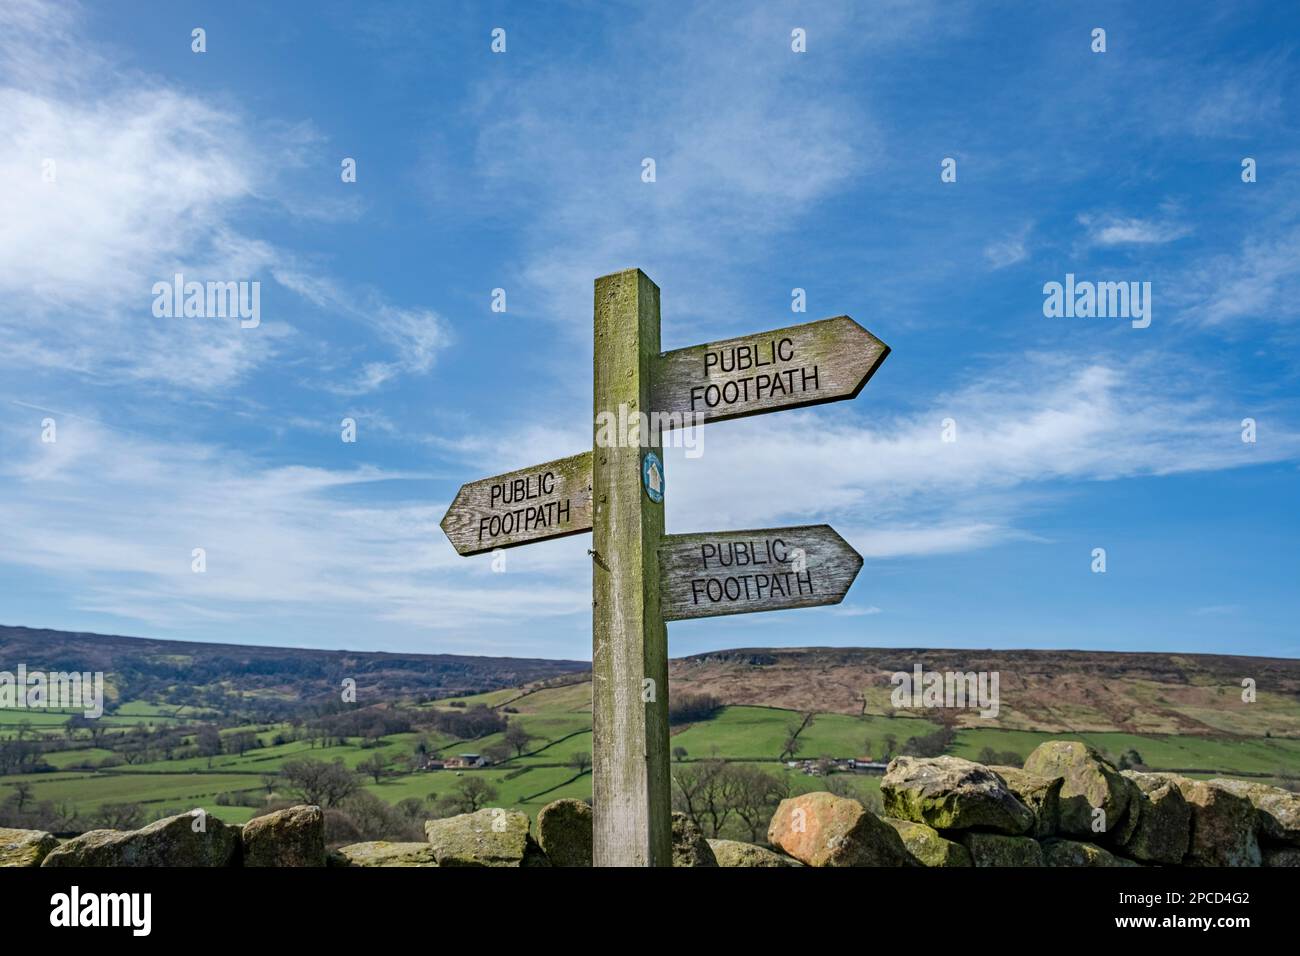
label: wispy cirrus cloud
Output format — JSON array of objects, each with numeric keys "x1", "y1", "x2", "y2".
[
  {"x1": 273, "y1": 270, "x2": 454, "y2": 394},
  {"x1": 1176, "y1": 223, "x2": 1300, "y2": 329},
  {"x1": 2, "y1": 0, "x2": 1298, "y2": 660},
  {"x1": 0, "y1": 0, "x2": 448, "y2": 394},
  {"x1": 12, "y1": 346, "x2": 1286, "y2": 651},
  {"x1": 662, "y1": 352, "x2": 1300, "y2": 557},
  {"x1": 1078, "y1": 213, "x2": 1192, "y2": 247},
  {"x1": 0, "y1": 412, "x2": 589, "y2": 651},
  {"x1": 984, "y1": 224, "x2": 1033, "y2": 269},
  {"x1": 462, "y1": 2, "x2": 948, "y2": 340}
]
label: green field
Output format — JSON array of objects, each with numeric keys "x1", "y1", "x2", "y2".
[
  {"x1": 7, "y1": 771, "x2": 267, "y2": 823},
  {"x1": 669, "y1": 707, "x2": 938, "y2": 760},
  {"x1": 4, "y1": 692, "x2": 1298, "y2": 832}
]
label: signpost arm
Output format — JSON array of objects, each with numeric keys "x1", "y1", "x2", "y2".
[{"x1": 592, "y1": 268, "x2": 672, "y2": 867}]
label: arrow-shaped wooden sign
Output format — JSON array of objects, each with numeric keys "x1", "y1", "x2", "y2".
[
  {"x1": 658, "y1": 523, "x2": 863, "y2": 621},
  {"x1": 651, "y1": 315, "x2": 888, "y2": 427},
  {"x1": 440, "y1": 451, "x2": 593, "y2": 556}
]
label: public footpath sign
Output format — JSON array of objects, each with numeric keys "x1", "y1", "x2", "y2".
[
  {"x1": 441, "y1": 452, "x2": 593, "y2": 556},
  {"x1": 441, "y1": 269, "x2": 889, "y2": 866},
  {"x1": 652, "y1": 315, "x2": 889, "y2": 426},
  {"x1": 658, "y1": 524, "x2": 862, "y2": 622}
]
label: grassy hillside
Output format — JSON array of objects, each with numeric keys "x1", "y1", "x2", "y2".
[
  {"x1": 0, "y1": 624, "x2": 588, "y2": 706},
  {"x1": 670, "y1": 647, "x2": 1300, "y2": 734},
  {"x1": 2, "y1": 629, "x2": 1297, "y2": 841}
]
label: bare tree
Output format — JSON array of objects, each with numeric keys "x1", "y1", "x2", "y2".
[
  {"x1": 727, "y1": 765, "x2": 789, "y2": 844},
  {"x1": 671, "y1": 759, "x2": 740, "y2": 838},
  {"x1": 93, "y1": 802, "x2": 145, "y2": 830},
  {"x1": 335, "y1": 791, "x2": 423, "y2": 842},
  {"x1": 504, "y1": 723, "x2": 533, "y2": 757},
  {"x1": 12, "y1": 781, "x2": 34, "y2": 812},
  {"x1": 356, "y1": 753, "x2": 391, "y2": 784},
  {"x1": 779, "y1": 712, "x2": 816, "y2": 761},
  {"x1": 434, "y1": 776, "x2": 498, "y2": 816},
  {"x1": 280, "y1": 758, "x2": 358, "y2": 807},
  {"x1": 227, "y1": 730, "x2": 258, "y2": 756},
  {"x1": 195, "y1": 725, "x2": 222, "y2": 768}
]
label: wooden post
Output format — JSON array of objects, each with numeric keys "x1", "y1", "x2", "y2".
[{"x1": 591, "y1": 268, "x2": 672, "y2": 867}]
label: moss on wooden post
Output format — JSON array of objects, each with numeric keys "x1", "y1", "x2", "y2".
[{"x1": 591, "y1": 268, "x2": 671, "y2": 866}]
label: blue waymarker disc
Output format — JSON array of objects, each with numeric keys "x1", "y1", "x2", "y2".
[{"x1": 642, "y1": 452, "x2": 664, "y2": 503}]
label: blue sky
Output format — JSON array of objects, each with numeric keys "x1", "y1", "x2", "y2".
[{"x1": 1, "y1": 0, "x2": 1297, "y2": 660}]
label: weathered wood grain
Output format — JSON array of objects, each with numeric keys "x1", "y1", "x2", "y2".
[
  {"x1": 659, "y1": 524, "x2": 863, "y2": 621},
  {"x1": 591, "y1": 268, "x2": 673, "y2": 867},
  {"x1": 651, "y1": 315, "x2": 889, "y2": 427},
  {"x1": 439, "y1": 451, "x2": 592, "y2": 557}
]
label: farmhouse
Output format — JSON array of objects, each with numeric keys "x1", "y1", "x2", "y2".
[{"x1": 443, "y1": 753, "x2": 490, "y2": 769}]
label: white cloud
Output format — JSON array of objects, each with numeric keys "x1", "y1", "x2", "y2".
[
  {"x1": 463, "y1": 3, "x2": 927, "y2": 338},
  {"x1": 0, "y1": 81, "x2": 279, "y2": 389},
  {"x1": 984, "y1": 224, "x2": 1032, "y2": 268},
  {"x1": 830, "y1": 605, "x2": 881, "y2": 617},
  {"x1": 275, "y1": 270, "x2": 454, "y2": 394},
  {"x1": 0, "y1": 413, "x2": 590, "y2": 651},
  {"x1": 0, "y1": 1, "x2": 449, "y2": 394},
  {"x1": 1078, "y1": 213, "x2": 1192, "y2": 247},
  {"x1": 1183, "y1": 56, "x2": 1289, "y2": 139},
  {"x1": 3, "y1": 0, "x2": 1296, "y2": 658},
  {"x1": 662, "y1": 354, "x2": 1300, "y2": 555},
  {"x1": 1177, "y1": 225, "x2": 1300, "y2": 328},
  {"x1": 2, "y1": 344, "x2": 1295, "y2": 651}
]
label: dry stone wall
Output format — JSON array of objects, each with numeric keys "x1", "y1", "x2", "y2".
[{"x1": 2, "y1": 741, "x2": 1295, "y2": 868}]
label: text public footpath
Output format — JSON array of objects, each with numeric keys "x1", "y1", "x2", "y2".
[
  {"x1": 690, "y1": 337, "x2": 821, "y2": 411},
  {"x1": 689, "y1": 537, "x2": 814, "y2": 607},
  {"x1": 478, "y1": 470, "x2": 572, "y2": 543}
]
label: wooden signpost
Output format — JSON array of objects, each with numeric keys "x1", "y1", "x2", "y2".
[
  {"x1": 658, "y1": 524, "x2": 863, "y2": 622},
  {"x1": 652, "y1": 315, "x2": 889, "y2": 426},
  {"x1": 440, "y1": 268, "x2": 889, "y2": 866},
  {"x1": 440, "y1": 451, "x2": 592, "y2": 556}
]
